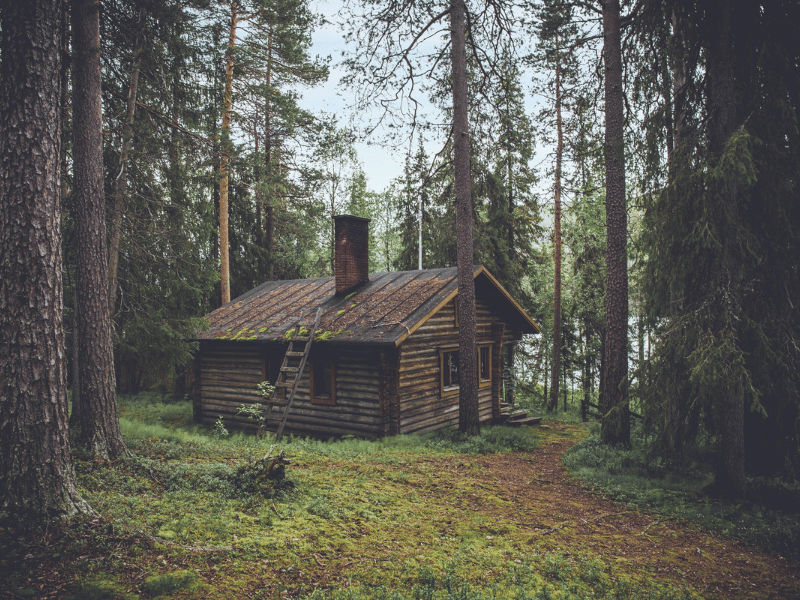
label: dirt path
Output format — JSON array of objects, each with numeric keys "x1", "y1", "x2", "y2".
[{"x1": 445, "y1": 423, "x2": 800, "y2": 599}]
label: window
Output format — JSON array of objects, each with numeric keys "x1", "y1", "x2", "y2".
[
  {"x1": 439, "y1": 344, "x2": 493, "y2": 396},
  {"x1": 262, "y1": 352, "x2": 285, "y2": 399},
  {"x1": 311, "y1": 358, "x2": 336, "y2": 405},
  {"x1": 439, "y1": 348, "x2": 459, "y2": 397},
  {"x1": 478, "y1": 344, "x2": 492, "y2": 388}
]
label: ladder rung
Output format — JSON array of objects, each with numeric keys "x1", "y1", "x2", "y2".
[
  {"x1": 285, "y1": 351, "x2": 305, "y2": 357},
  {"x1": 281, "y1": 366, "x2": 299, "y2": 373},
  {"x1": 274, "y1": 381, "x2": 294, "y2": 388},
  {"x1": 292, "y1": 336, "x2": 310, "y2": 342}
]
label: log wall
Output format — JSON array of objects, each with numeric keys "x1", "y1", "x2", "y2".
[
  {"x1": 396, "y1": 298, "x2": 521, "y2": 434},
  {"x1": 197, "y1": 342, "x2": 384, "y2": 438}
]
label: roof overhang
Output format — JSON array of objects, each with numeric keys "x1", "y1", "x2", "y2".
[{"x1": 393, "y1": 265, "x2": 540, "y2": 347}]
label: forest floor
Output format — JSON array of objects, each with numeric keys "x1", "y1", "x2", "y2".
[{"x1": 1, "y1": 407, "x2": 799, "y2": 600}]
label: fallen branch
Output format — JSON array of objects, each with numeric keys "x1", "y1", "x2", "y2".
[
  {"x1": 271, "y1": 503, "x2": 287, "y2": 520},
  {"x1": 538, "y1": 524, "x2": 566, "y2": 536},
  {"x1": 135, "y1": 530, "x2": 231, "y2": 553},
  {"x1": 312, "y1": 553, "x2": 326, "y2": 567},
  {"x1": 640, "y1": 520, "x2": 661, "y2": 535},
  {"x1": 595, "y1": 511, "x2": 629, "y2": 525}
]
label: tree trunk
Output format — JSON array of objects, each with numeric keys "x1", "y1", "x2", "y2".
[
  {"x1": 265, "y1": 26, "x2": 275, "y2": 280},
  {"x1": 0, "y1": 0, "x2": 90, "y2": 519},
  {"x1": 600, "y1": 0, "x2": 630, "y2": 447},
  {"x1": 219, "y1": 0, "x2": 239, "y2": 305},
  {"x1": 450, "y1": 0, "x2": 479, "y2": 434},
  {"x1": 108, "y1": 19, "x2": 144, "y2": 316},
  {"x1": 504, "y1": 343, "x2": 516, "y2": 406},
  {"x1": 549, "y1": 45, "x2": 564, "y2": 413},
  {"x1": 582, "y1": 326, "x2": 590, "y2": 422},
  {"x1": 707, "y1": 0, "x2": 745, "y2": 496},
  {"x1": 70, "y1": 0, "x2": 127, "y2": 459}
]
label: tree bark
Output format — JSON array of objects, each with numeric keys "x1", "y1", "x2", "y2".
[
  {"x1": 70, "y1": 0, "x2": 127, "y2": 459},
  {"x1": 600, "y1": 0, "x2": 630, "y2": 447},
  {"x1": 549, "y1": 44, "x2": 564, "y2": 413},
  {"x1": 264, "y1": 26, "x2": 275, "y2": 281},
  {"x1": 0, "y1": 0, "x2": 90, "y2": 519},
  {"x1": 504, "y1": 343, "x2": 516, "y2": 406},
  {"x1": 450, "y1": 0, "x2": 479, "y2": 434},
  {"x1": 108, "y1": 18, "x2": 144, "y2": 316},
  {"x1": 706, "y1": 0, "x2": 745, "y2": 496},
  {"x1": 219, "y1": 0, "x2": 239, "y2": 305}
]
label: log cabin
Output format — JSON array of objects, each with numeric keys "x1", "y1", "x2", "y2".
[{"x1": 192, "y1": 215, "x2": 539, "y2": 437}]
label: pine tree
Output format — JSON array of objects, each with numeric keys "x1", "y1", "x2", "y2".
[
  {"x1": 0, "y1": 0, "x2": 90, "y2": 518},
  {"x1": 70, "y1": 0, "x2": 127, "y2": 458}
]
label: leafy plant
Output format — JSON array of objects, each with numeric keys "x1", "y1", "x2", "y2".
[{"x1": 213, "y1": 416, "x2": 229, "y2": 438}]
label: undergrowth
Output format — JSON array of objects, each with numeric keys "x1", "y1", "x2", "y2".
[
  {"x1": 2, "y1": 393, "x2": 793, "y2": 599},
  {"x1": 564, "y1": 424, "x2": 800, "y2": 560},
  {"x1": 303, "y1": 554, "x2": 697, "y2": 600}
]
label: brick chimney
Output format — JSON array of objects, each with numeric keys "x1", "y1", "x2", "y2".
[{"x1": 334, "y1": 215, "x2": 371, "y2": 295}]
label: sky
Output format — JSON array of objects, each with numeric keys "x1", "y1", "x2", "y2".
[
  {"x1": 297, "y1": 0, "x2": 555, "y2": 197},
  {"x1": 297, "y1": 0, "x2": 410, "y2": 192}
]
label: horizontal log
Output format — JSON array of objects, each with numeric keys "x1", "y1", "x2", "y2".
[
  {"x1": 202, "y1": 388, "x2": 262, "y2": 400},
  {"x1": 273, "y1": 408, "x2": 380, "y2": 426},
  {"x1": 202, "y1": 356, "x2": 261, "y2": 366},
  {"x1": 401, "y1": 407, "x2": 459, "y2": 431}
]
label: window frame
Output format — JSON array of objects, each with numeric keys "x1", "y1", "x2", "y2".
[
  {"x1": 478, "y1": 344, "x2": 492, "y2": 388},
  {"x1": 310, "y1": 357, "x2": 336, "y2": 406},
  {"x1": 262, "y1": 351, "x2": 286, "y2": 400},
  {"x1": 439, "y1": 346, "x2": 460, "y2": 397}
]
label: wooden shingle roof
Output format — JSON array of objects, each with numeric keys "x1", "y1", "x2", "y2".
[{"x1": 197, "y1": 265, "x2": 539, "y2": 347}]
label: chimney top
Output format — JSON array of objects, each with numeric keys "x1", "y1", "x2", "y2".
[{"x1": 334, "y1": 215, "x2": 371, "y2": 296}]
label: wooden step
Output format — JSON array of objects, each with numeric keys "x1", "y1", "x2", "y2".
[
  {"x1": 285, "y1": 351, "x2": 305, "y2": 357},
  {"x1": 508, "y1": 416, "x2": 542, "y2": 427},
  {"x1": 281, "y1": 366, "x2": 300, "y2": 373},
  {"x1": 292, "y1": 336, "x2": 310, "y2": 342},
  {"x1": 506, "y1": 409, "x2": 528, "y2": 418}
]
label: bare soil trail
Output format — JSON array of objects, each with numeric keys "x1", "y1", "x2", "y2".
[{"x1": 436, "y1": 423, "x2": 800, "y2": 599}]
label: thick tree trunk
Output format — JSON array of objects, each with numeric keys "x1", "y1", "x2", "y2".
[
  {"x1": 663, "y1": 6, "x2": 687, "y2": 454},
  {"x1": 549, "y1": 48, "x2": 564, "y2": 413},
  {"x1": 0, "y1": 0, "x2": 90, "y2": 519},
  {"x1": 450, "y1": 0, "x2": 479, "y2": 433},
  {"x1": 707, "y1": 0, "x2": 745, "y2": 496},
  {"x1": 70, "y1": 0, "x2": 127, "y2": 459},
  {"x1": 600, "y1": 0, "x2": 630, "y2": 447},
  {"x1": 219, "y1": 1, "x2": 239, "y2": 305},
  {"x1": 108, "y1": 24, "x2": 143, "y2": 316}
]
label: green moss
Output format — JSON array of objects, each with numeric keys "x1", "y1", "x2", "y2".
[
  {"x1": 65, "y1": 574, "x2": 139, "y2": 600},
  {"x1": 144, "y1": 570, "x2": 200, "y2": 597}
]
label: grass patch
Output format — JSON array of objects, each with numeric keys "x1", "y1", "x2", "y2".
[
  {"x1": 302, "y1": 553, "x2": 697, "y2": 600},
  {"x1": 564, "y1": 426, "x2": 800, "y2": 559}
]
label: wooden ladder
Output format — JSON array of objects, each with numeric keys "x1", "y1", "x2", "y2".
[{"x1": 268, "y1": 307, "x2": 322, "y2": 442}]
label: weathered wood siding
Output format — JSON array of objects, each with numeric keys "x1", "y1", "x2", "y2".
[
  {"x1": 397, "y1": 298, "x2": 521, "y2": 434},
  {"x1": 197, "y1": 342, "x2": 384, "y2": 438},
  {"x1": 197, "y1": 343, "x2": 264, "y2": 429}
]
